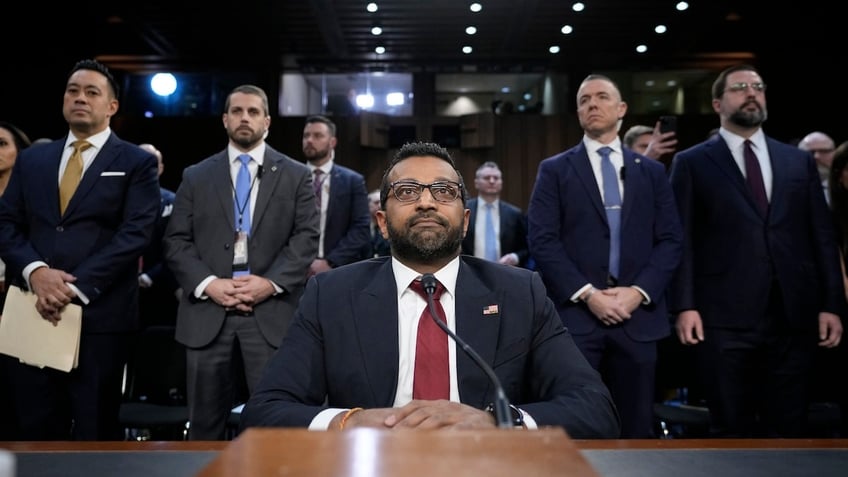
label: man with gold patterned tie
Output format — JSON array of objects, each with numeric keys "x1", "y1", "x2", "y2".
[
  {"x1": 241, "y1": 141, "x2": 619, "y2": 439},
  {"x1": 0, "y1": 59, "x2": 160, "y2": 440}
]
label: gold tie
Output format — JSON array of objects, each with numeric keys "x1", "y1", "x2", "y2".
[{"x1": 59, "y1": 140, "x2": 92, "y2": 215}]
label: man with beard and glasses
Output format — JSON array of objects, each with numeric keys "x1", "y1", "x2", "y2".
[
  {"x1": 669, "y1": 64, "x2": 845, "y2": 437},
  {"x1": 240, "y1": 141, "x2": 620, "y2": 438},
  {"x1": 163, "y1": 84, "x2": 319, "y2": 440},
  {"x1": 302, "y1": 115, "x2": 371, "y2": 278}
]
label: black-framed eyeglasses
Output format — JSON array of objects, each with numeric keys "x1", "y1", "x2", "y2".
[
  {"x1": 389, "y1": 180, "x2": 463, "y2": 203},
  {"x1": 724, "y1": 82, "x2": 767, "y2": 94}
]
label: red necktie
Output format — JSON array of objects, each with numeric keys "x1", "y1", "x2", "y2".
[
  {"x1": 409, "y1": 279, "x2": 449, "y2": 400},
  {"x1": 744, "y1": 140, "x2": 768, "y2": 216}
]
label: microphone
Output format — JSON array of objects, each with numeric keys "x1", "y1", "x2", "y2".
[
  {"x1": 257, "y1": 164, "x2": 264, "y2": 178},
  {"x1": 420, "y1": 273, "x2": 513, "y2": 428},
  {"x1": 619, "y1": 166, "x2": 626, "y2": 181}
]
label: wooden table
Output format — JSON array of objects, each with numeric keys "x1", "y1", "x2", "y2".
[{"x1": 3, "y1": 433, "x2": 848, "y2": 477}]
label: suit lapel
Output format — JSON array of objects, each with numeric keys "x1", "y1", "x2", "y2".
[
  {"x1": 63, "y1": 135, "x2": 120, "y2": 217},
  {"x1": 572, "y1": 146, "x2": 606, "y2": 220},
  {"x1": 454, "y1": 262, "x2": 500, "y2": 407},
  {"x1": 354, "y1": 261, "x2": 401, "y2": 405},
  {"x1": 251, "y1": 152, "x2": 283, "y2": 232},
  {"x1": 212, "y1": 154, "x2": 236, "y2": 230},
  {"x1": 706, "y1": 138, "x2": 764, "y2": 217}
]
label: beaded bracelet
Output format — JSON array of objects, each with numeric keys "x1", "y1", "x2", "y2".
[{"x1": 339, "y1": 407, "x2": 364, "y2": 430}]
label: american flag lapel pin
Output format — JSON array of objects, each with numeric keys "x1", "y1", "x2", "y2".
[{"x1": 482, "y1": 304, "x2": 499, "y2": 316}]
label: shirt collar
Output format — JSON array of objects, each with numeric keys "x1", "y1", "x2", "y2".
[
  {"x1": 66, "y1": 127, "x2": 111, "y2": 151},
  {"x1": 228, "y1": 143, "x2": 266, "y2": 166},
  {"x1": 391, "y1": 255, "x2": 460, "y2": 299}
]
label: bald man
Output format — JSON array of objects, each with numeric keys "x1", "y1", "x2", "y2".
[{"x1": 798, "y1": 131, "x2": 836, "y2": 205}]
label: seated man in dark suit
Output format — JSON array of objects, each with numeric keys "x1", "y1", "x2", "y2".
[
  {"x1": 241, "y1": 141, "x2": 620, "y2": 438},
  {"x1": 461, "y1": 161, "x2": 530, "y2": 267}
]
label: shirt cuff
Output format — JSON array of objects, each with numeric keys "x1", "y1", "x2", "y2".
[
  {"x1": 195, "y1": 275, "x2": 217, "y2": 299},
  {"x1": 570, "y1": 283, "x2": 593, "y2": 303},
  {"x1": 631, "y1": 285, "x2": 650, "y2": 305},
  {"x1": 518, "y1": 407, "x2": 537, "y2": 429},
  {"x1": 310, "y1": 408, "x2": 346, "y2": 430}
]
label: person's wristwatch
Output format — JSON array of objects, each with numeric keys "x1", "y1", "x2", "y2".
[{"x1": 485, "y1": 402, "x2": 524, "y2": 427}]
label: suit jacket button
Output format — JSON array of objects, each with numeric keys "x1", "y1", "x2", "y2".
[{"x1": 224, "y1": 243, "x2": 230, "y2": 249}]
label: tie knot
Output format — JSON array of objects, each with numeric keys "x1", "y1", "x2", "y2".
[
  {"x1": 237, "y1": 154, "x2": 251, "y2": 166},
  {"x1": 314, "y1": 169, "x2": 324, "y2": 177},
  {"x1": 485, "y1": 201, "x2": 494, "y2": 209},
  {"x1": 410, "y1": 278, "x2": 444, "y2": 300},
  {"x1": 597, "y1": 146, "x2": 613, "y2": 159},
  {"x1": 72, "y1": 140, "x2": 92, "y2": 154}
]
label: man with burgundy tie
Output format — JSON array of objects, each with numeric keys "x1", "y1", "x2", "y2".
[
  {"x1": 527, "y1": 74, "x2": 682, "y2": 438},
  {"x1": 669, "y1": 64, "x2": 845, "y2": 437},
  {"x1": 164, "y1": 84, "x2": 319, "y2": 440},
  {"x1": 301, "y1": 115, "x2": 371, "y2": 278},
  {"x1": 0, "y1": 59, "x2": 160, "y2": 439},
  {"x1": 241, "y1": 141, "x2": 620, "y2": 438}
]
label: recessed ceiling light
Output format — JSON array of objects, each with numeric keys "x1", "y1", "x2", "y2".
[
  {"x1": 366, "y1": 3, "x2": 378, "y2": 13},
  {"x1": 561, "y1": 25, "x2": 573, "y2": 35},
  {"x1": 371, "y1": 26, "x2": 382, "y2": 36},
  {"x1": 655, "y1": 25, "x2": 667, "y2": 34},
  {"x1": 470, "y1": 3, "x2": 482, "y2": 12},
  {"x1": 462, "y1": 46, "x2": 473, "y2": 54},
  {"x1": 466, "y1": 26, "x2": 477, "y2": 35},
  {"x1": 375, "y1": 46, "x2": 385, "y2": 54},
  {"x1": 572, "y1": 2, "x2": 585, "y2": 12},
  {"x1": 549, "y1": 46, "x2": 561, "y2": 54},
  {"x1": 636, "y1": 44, "x2": 648, "y2": 53},
  {"x1": 676, "y1": 2, "x2": 689, "y2": 11}
]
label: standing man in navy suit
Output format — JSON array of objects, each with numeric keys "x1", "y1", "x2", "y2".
[
  {"x1": 137, "y1": 143, "x2": 179, "y2": 327},
  {"x1": 302, "y1": 115, "x2": 370, "y2": 277},
  {"x1": 461, "y1": 161, "x2": 530, "y2": 268},
  {"x1": 0, "y1": 59, "x2": 160, "y2": 440},
  {"x1": 527, "y1": 74, "x2": 682, "y2": 438},
  {"x1": 669, "y1": 64, "x2": 844, "y2": 437},
  {"x1": 164, "y1": 85, "x2": 319, "y2": 440},
  {"x1": 241, "y1": 141, "x2": 619, "y2": 438}
]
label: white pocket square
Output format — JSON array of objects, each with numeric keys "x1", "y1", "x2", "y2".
[{"x1": 100, "y1": 171, "x2": 126, "y2": 176}]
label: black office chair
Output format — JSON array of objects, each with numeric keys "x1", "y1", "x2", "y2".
[{"x1": 119, "y1": 325, "x2": 189, "y2": 440}]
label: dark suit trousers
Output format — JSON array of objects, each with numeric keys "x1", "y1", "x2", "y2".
[
  {"x1": 695, "y1": 283, "x2": 815, "y2": 437},
  {"x1": 8, "y1": 332, "x2": 130, "y2": 440},
  {"x1": 572, "y1": 326, "x2": 658, "y2": 438},
  {"x1": 186, "y1": 313, "x2": 275, "y2": 440}
]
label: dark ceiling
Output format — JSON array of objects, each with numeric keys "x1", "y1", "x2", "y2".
[{"x1": 12, "y1": 1, "x2": 835, "y2": 75}]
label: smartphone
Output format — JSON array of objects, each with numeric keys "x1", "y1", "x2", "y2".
[{"x1": 658, "y1": 115, "x2": 677, "y2": 134}]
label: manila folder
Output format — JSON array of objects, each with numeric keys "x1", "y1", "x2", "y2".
[{"x1": 0, "y1": 285, "x2": 81, "y2": 372}]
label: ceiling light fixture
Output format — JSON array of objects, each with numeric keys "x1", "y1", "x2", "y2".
[
  {"x1": 462, "y1": 46, "x2": 473, "y2": 54},
  {"x1": 549, "y1": 46, "x2": 561, "y2": 54},
  {"x1": 466, "y1": 26, "x2": 477, "y2": 35},
  {"x1": 371, "y1": 26, "x2": 382, "y2": 36},
  {"x1": 561, "y1": 25, "x2": 573, "y2": 35},
  {"x1": 655, "y1": 25, "x2": 667, "y2": 34},
  {"x1": 572, "y1": 2, "x2": 585, "y2": 12},
  {"x1": 470, "y1": 3, "x2": 482, "y2": 13},
  {"x1": 366, "y1": 3, "x2": 378, "y2": 13}
]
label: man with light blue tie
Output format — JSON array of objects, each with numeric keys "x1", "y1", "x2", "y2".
[
  {"x1": 527, "y1": 74, "x2": 682, "y2": 438},
  {"x1": 461, "y1": 161, "x2": 530, "y2": 268},
  {"x1": 163, "y1": 84, "x2": 319, "y2": 440}
]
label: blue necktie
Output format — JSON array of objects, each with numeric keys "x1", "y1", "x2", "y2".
[
  {"x1": 484, "y1": 202, "x2": 498, "y2": 261},
  {"x1": 599, "y1": 146, "x2": 621, "y2": 278},
  {"x1": 234, "y1": 154, "x2": 252, "y2": 236}
]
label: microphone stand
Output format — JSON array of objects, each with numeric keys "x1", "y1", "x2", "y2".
[{"x1": 421, "y1": 274, "x2": 513, "y2": 428}]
